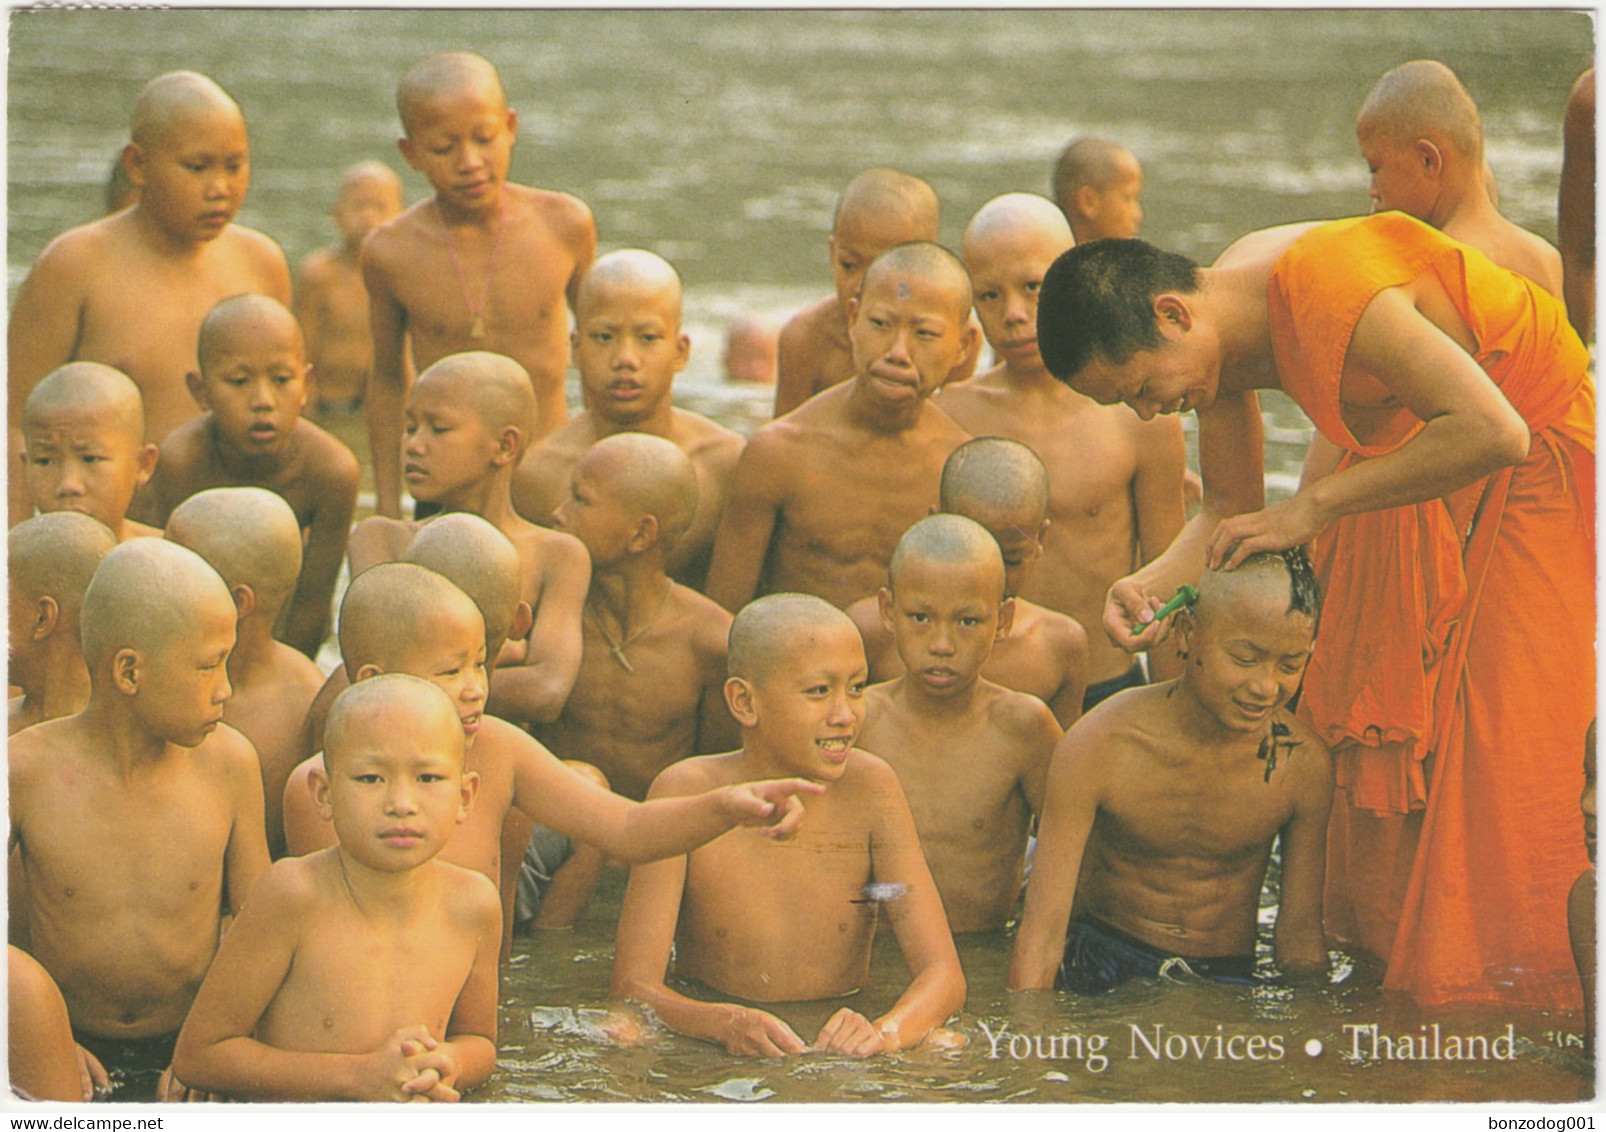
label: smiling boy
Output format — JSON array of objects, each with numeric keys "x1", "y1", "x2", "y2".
[
  {"x1": 1008, "y1": 550, "x2": 1331, "y2": 992},
  {"x1": 144, "y1": 295, "x2": 359, "y2": 656},
  {"x1": 363, "y1": 52, "x2": 597, "y2": 517}
]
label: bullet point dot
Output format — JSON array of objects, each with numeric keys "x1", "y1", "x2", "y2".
[{"x1": 1304, "y1": 1039, "x2": 1323, "y2": 1057}]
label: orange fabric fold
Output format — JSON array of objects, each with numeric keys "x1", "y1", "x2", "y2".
[{"x1": 1269, "y1": 213, "x2": 1595, "y2": 1010}]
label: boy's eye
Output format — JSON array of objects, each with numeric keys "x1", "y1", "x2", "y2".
[
  {"x1": 1024, "y1": 281, "x2": 1041, "y2": 294},
  {"x1": 916, "y1": 328, "x2": 940, "y2": 340},
  {"x1": 977, "y1": 289, "x2": 999, "y2": 303},
  {"x1": 590, "y1": 331, "x2": 612, "y2": 343},
  {"x1": 418, "y1": 773, "x2": 447, "y2": 784},
  {"x1": 959, "y1": 616, "x2": 982, "y2": 628},
  {"x1": 354, "y1": 773, "x2": 382, "y2": 784},
  {"x1": 849, "y1": 681, "x2": 867, "y2": 696},
  {"x1": 839, "y1": 261, "x2": 858, "y2": 273},
  {"x1": 907, "y1": 612, "x2": 929, "y2": 624},
  {"x1": 804, "y1": 684, "x2": 829, "y2": 697}
]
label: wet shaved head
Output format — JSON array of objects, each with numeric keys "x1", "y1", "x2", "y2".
[
  {"x1": 859, "y1": 241, "x2": 973, "y2": 318},
  {"x1": 1195, "y1": 548, "x2": 1323, "y2": 631},
  {"x1": 584, "y1": 432, "x2": 699, "y2": 550},
  {"x1": 324, "y1": 672, "x2": 465, "y2": 772},
  {"x1": 940, "y1": 437, "x2": 1050, "y2": 522},
  {"x1": 130, "y1": 71, "x2": 243, "y2": 150},
  {"x1": 577, "y1": 249, "x2": 684, "y2": 324},
  {"x1": 397, "y1": 52, "x2": 506, "y2": 135},
  {"x1": 1358, "y1": 60, "x2": 1483, "y2": 159},
  {"x1": 9, "y1": 512, "x2": 118, "y2": 628},
  {"x1": 165, "y1": 487, "x2": 303, "y2": 615},
  {"x1": 963, "y1": 192, "x2": 1074, "y2": 260},
  {"x1": 402, "y1": 513, "x2": 522, "y2": 652},
  {"x1": 197, "y1": 293, "x2": 305, "y2": 373},
  {"x1": 80, "y1": 538, "x2": 234, "y2": 671},
  {"x1": 888, "y1": 514, "x2": 1005, "y2": 598},
  {"x1": 834, "y1": 168, "x2": 940, "y2": 236},
  {"x1": 23, "y1": 363, "x2": 145, "y2": 443},
  {"x1": 338, "y1": 563, "x2": 483, "y2": 679},
  {"x1": 1052, "y1": 136, "x2": 1140, "y2": 204},
  {"x1": 728, "y1": 593, "x2": 859, "y2": 686},
  {"x1": 414, "y1": 352, "x2": 537, "y2": 455}
]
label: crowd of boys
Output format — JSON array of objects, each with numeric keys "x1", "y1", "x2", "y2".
[{"x1": 6, "y1": 49, "x2": 1594, "y2": 1103}]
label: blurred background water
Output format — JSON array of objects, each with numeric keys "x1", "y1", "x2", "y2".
[{"x1": 7, "y1": 7, "x2": 1594, "y2": 1105}]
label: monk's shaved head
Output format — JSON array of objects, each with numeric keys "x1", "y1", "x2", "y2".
[
  {"x1": 940, "y1": 437, "x2": 1050, "y2": 522},
  {"x1": 324, "y1": 673, "x2": 465, "y2": 772},
  {"x1": 584, "y1": 432, "x2": 700, "y2": 550},
  {"x1": 80, "y1": 539, "x2": 235, "y2": 670},
  {"x1": 339, "y1": 563, "x2": 483, "y2": 678},
  {"x1": 1053, "y1": 136, "x2": 1139, "y2": 203},
  {"x1": 197, "y1": 293, "x2": 304, "y2": 373},
  {"x1": 577, "y1": 249, "x2": 684, "y2": 324},
  {"x1": 130, "y1": 71, "x2": 243, "y2": 150},
  {"x1": 963, "y1": 192, "x2": 1075, "y2": 261},
  {"x1": 888, "y1": 514, "x2": 1005, "y2": 598},
  {"x1": 10, "y1": 512, "x2": 118, "y2": 626},
  {"x1": 859, "y1": 241, "x2": 974, "y2": 318},
  {"x1": 23, "y1": 363, "x2": 145, "y2": 442},
  {"x1": 397, "y1": 52, "x2": 506, "y2": 135},
  {"x1": 835, "y1": 168, "x2": 940, "y2": 236},
  {"x1": 1195, "y1": 548, "x2": 1323, "y2": 631},
  {"x1": 1358, "y1": 60, "x2": 1483, "y2": 160},
  {"x1": 165, "y1": 487, "x2": 303, "y2": 614},
  {"x1": 414, "y1": 352, "x2": 537, "y2": 455},
  {"x1": 729, "y1": 593, "x2": 860, "y2": 685},
  {"x1": 402, "y1": 514, "x2": 523, "y2": 653},
  {"x1": 342, "y1": 159, "x2": 402, "y2": 196}
]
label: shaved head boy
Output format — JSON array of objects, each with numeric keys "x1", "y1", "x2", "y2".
[
  {"x1": 774, "y1": 169, "x2": 977, "y2": 416},
  {"x1": 1052, "y1": 136, "x2": 1144, "y2": 244},
  {"x1": 9, "y1": 512, "x2": 118, "y2": 734},
  {"x1": 707, "y1": 243, "x2": 977, "y2": 613},
  {"x1": 22, "y1": 363, "x2": 161, "y2": 541},
  {"x1": 166, "y1": 487, "x2": 326, "y2": 858},
  {"x1": 858, "y1": 516, "x2": 1062, "y2": 932},
  {"x1": 514, "y1": 250, "x2": 746, "y2": 590},
  {"x1": 8, "y1": 69, "x2": 291, "y2": 526},
  {"x1": 10, "y1": 538, "x2": 270, "y2": 1100}
]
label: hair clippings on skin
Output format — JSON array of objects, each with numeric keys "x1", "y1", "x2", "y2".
[
  {"x1": 1257, "y1": 720, "x2": 1301, "y2": 784},
  {"x1": 1131, "y1": 583, "x2": 1197, "y2": 635}
]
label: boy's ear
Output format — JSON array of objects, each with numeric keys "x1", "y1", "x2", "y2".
[
  {"x1": 826, "y1": 234, "x2": 839, "y2": 267},
  {"x1": 876, "y1": 586, "x2": 895, "y2": 633},
  {"x1": 674, "y1": 332, "x2": 692, "y2": 373},
  {"x1": 122, "y1": 142, "x2": 147, "y2": 189},
  {"x1": 1175, "y1": 606, "x2": 1198, "y2": 657},
  {"x1": 1075, "y1": 184, "x2": 1101, "y2": 221},
  {"x1": 397, "y1": 134, "x2": 420, "y2": 172},
  {"x1": 456, "y1": 768, "x2": 481, "y2": 824},
  {"x1": 491, "y1": 425, "x2": 522, "y2": 468},
  {"x1": 996, "y1": 596, "x2": 1016, "y2": 642},
  {"x1": 1035, "y1": 518, "x2": 1051, "y2": 550},
  {"x1": 845, "y1": 296, "x2": 860, "y2": 328},
  {"x1": 308, "y1": 762, "x2": 334, "y2": 821},
  {"x1": 301, "y1": 363, "x2": 317, "y2": 400},
  {"x1": 724, "y1": 676, "x2": 758, "y2": 727},
  {"x1": 504, "y1": 107, "x2": 519, "y2": 142},
  {"x1": 1414, "y1": 138, "x2": 1444, "y2": 179},
  {"x1": 31, "y1": 595, "x2": 60, "y2": 642},
  {"x1": 111, "y1": 647, "x2": 141, "y2": 696},
  {"x1": 628, "y1": 514, "x2": 661, "y2": 555},
  {"x1": 1153, "y1": 293, "x2": 1193, "y2": 334},
  {"x1": 229, "y1": 583, "x2": 257, "y2": 621},
  {"x1": 510, "y1": 600, "x2": 534, "y2": 644},
  {"x1": 956, "y1": 317, "x2": 982, "y2": 373},
  {"x1": 353, "y1": 663, "x2": 385, "y2": 682},
  {"x1": 134, "y1": 443, "x2": 159, "y2": 489},
  {"x1": 185, "y1": 371, "x2": 212, "y2": 411}
]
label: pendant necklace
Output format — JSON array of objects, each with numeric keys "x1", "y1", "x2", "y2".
[
  {"x1": 436, "y1": 196, "x2": 505, "y2": 340},
  {"x1": 586, "y1": 583, "x2": 673, "y2": 674}
]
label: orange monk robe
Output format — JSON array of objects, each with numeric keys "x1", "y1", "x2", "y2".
[{"x1": 1269, "y1": 212, "x2": 1595, "y2": 1010}]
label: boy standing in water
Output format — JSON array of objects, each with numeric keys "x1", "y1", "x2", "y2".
[
  {"x1": 1051, "y1": 136, "x2": 1145, "y2": 244},
  {"x1": 8, "y1": 71, "x2": 291, "y2": 525},
  {"x1": 1009, "y1": 551, "x2": 1332, "y2": 992},
  {"x1": 295, "y1": 161, "x2": 405, "y2": 416},
  {"x1": 363, "y1": 52, "x2": 597, "y2": 516}
]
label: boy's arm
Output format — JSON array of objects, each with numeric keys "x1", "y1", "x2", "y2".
[
  {"x1": 704, "y1": 432, "x2": 785, "y2": 613},
  {"x1": 860, "y1": 758, "x2": 965, "y2": 1051},
  {"x1": 1272, "y1": 730, "x2": 1334, "y2": 979},
  {"x1": 7, "y1": 244, "x2": 86, "y2": 525},
  {"x1": 486, "y1": 532, "x2": 590, "y2": 726},
  {"x1": 1017, "y1": 701, "x2": 1065, "y2": 821},
  {"x1": 1007, "y1": 727, "x2": 1103, "y2": 990},
  {"x1": 1130, "y1": 414, "x2": 1189, "y2": 682},
  {"x1": 560, "y1": 197, "x2": 598, "y2": 313},
  {"x1": 360, "y1": 235, "x2": 411, "y2": 519},
  {"x1": 223, "y1": 732, "x2": 272, "y2": 915},
  {"x1": 1044, "y1": 618, "x2": 1089, "y2": 730},
  {"x1": 292, "y1": 259, "x2": 329, "y2": 361},
  {"x1": 279, "y1": 446, "x2": 360, "y2": 657},
  {"x1": 434, "y1": 877, "x2": 502, "y2": 1094}
]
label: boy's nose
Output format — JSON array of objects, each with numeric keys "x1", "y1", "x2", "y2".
[
  {"x1": 54, "y1": 463, "x2": 87, "y2": 497},
  {"x1": 214, "y1": 668, "x2": 233, "y2": 705},
  {"x1": 928, "y1": 625, "x2": 956, "y2": 656},
  {"x1": 386, "y1": 781, "x2": 419, "y2": 815},
  {"x1": 825, "y1": 692, "x2": 857, "y2": 727},
  {"x1": 884, "y1": 331, "x2": 913, "y2": 365}
]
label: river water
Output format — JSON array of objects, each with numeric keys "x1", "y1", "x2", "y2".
[{"x1": 6, "y1": 5, "x2": 1595, "y2": 1108}]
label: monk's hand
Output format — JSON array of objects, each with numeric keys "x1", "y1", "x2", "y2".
[
  {"x1": 723, "y1": 778, "x2": 828, "y2": 839},
  {"x1": 813, "y1": 1008, "x2": 887, "y2": 1058},
  {"x1": 1104, "y1": 576, "x2": 1171, "y2": 651},
  {"x1": 721, "y1": 1005, "x2": 809, "y2": 1057},
  {"x1": 1205, "y1": 494, "x2": 1325, "y2": 570},
  {"x1": 75, "y1": 1043, "x2": 109, "y2": 1102}
]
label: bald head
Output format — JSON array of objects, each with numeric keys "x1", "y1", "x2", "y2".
[
  {"x1": 577, "y1": 249, "x2": 684, "y2": 324},
  {"x1": 859, "y1": 242, "x2": 973, "y2": 317},
  {"x1": 165, "y1": 487, "x2": 303, "y2": 616},
  {"x1": 402, "y1": 514, "x2": 523, "y2": 652},
  {"x1": 835, "y1": 169, "x2": 940, "y2": 237},
  {"x1": 324, "y1": 673, "x2": 465, "y2": 773},
  {"x1": 940, "y1": 437, "x2": 1050, "y2": 523},
  {"x1": 10, "y1": 512, "x2": 118, "y2": 630},
  {"x1": 1053, "y1": 136, "x2": 1139, "y2": 202},
  {"x1": 24, "y1": 363, "x2": 145, "y2": 442},
  {"x1": 130, "y1": 71, "x2": 242, "y2": 150},
  {"x1": 198, "y1": 293, "x2": 304, "y2": 373},
  {"x1": 342, "y1": 159, "x2": 402, "y2": 195},
  {"x1": 728, "y1": 593, "x2": 860, "y2": 686},
  {"x1": 80, "y1": 539, "x2": 234, "y2": 671},
  {"x1": 338, "y1": 563, "x2": 483, "y2": 678},
  {"x1": 414, "y1": 352, "x2": 537, "y2": 454},
  {"x1": 583, "y1": 432, "x2": 700, "y2": 551},
  {"x1": 1194, "y1": 549, "x2": 1323, "y2": 632},
  {"x1": 397, "y1": 52, "x2": 506, "y2": 135},
  {"x1": 888, "y1": 514, "x2": 1005, "y2": 598},
  {"x1": 1358, "y1": 60, "x2": 1483, "y2": 160},
  {"x1": 963, "y1": 192, "x2": 1075, "y2": 262}
]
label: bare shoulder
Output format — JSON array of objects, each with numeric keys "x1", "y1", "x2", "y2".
[
  {"x1": 21, "y1": 216, "x2": 122, "y2": 294},
  {"x1": 7, "y1": 717, "x2": 75, "y2": 781},
  {"x1": 1270, "y1": 710, "x2": 1333, "y2": 801},
  {"x1": 433, "y1": 858, "x2": 502, "y2": 924},
  {"x1": 843, "y1": 746, "x2": 899, "y2": 792},
  {"x1": 511, "y1": 184, "x2": 595, "y2": 244},
  {"x1": 923, "y1": 399, "x2": 974, "y2": 445},
  {"x1": 223, "y1": 223, "x2": 290, "y2": 270},
  {"x1": 523, "y1": 523, "x2": 589, "y2": 579},
  {"x1": 781, "y1": 295, "x2": 838, "y2": 342},
  {"x1": 650, "y1": 751, "x2": 738, "y2": 799},
  {"x1": 252, "y1": 851, "x2": 327, "y2": 911},
  {"x1": 671, "y1": 584, "x2": 733, "y2": 645},
  {"x1": 157, "y1": 416, "x2": 214, "y2": 470},
  {"x1": 670, "y1": 408, "x2": 745, "y2": 460},
  {"x1": 198, "y1": 722, "x2": 266, "y2": 782},
  {"x1": 845, "y1": 594, "x2": 882, "y2": 640},
  {"x1": 984, "y1": 679, "x2": 1061, "y2": 741},
  {"x1": 361, "y1": 202, "x2": 434, "y2": 267},
  {"x1": 1216, "y1": 221, "x2": 1323, "y2": 269},
  {"x1": 295, "y1": 420, "x2": 360, "y2": 487},
  {"x1": 297, "y1": 247, "x2": 339, "y2": 283},
  {"x1": 347, "y1": 515, "x2": 416, "y2": 569},
  {"x1": 1029, "y1": 601, "x2": 1089, "y2": 659}
]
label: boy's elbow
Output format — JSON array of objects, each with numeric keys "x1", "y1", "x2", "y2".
[{"x1": 1489, "y1": 415, "x2": 1531, "y2": 469}]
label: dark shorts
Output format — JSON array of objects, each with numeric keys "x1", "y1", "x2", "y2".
[
  {"x1": 1059, "y1": 915, "x2": 1257, "y2": 994},
  {"x1": 1082, "y1": 662, "x2": 1146, "y2": 712},
  {"x1": 515, "y1": 823, "x2": 576, "y2": 926},
  {"x1": 71, "y1": 1027, "x2": 178, "y2": 1102}
]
